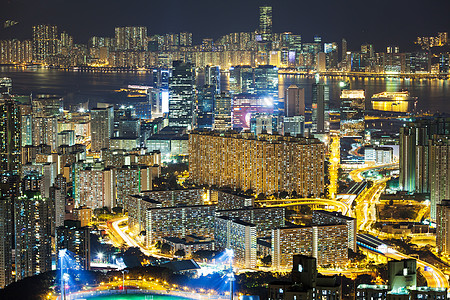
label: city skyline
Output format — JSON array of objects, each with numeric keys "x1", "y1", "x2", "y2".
[{"x1": 1, "y1": 0, "x2": 450, "y2": 50}]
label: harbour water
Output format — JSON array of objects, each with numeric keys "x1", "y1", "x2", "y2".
[{"x1": 1, "y1": 66, "x2": 449, "y2": 113}]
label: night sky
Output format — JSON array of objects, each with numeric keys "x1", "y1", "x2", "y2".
[{"x1": 1, "y1": 0, "x2": 450, "y2": 51}]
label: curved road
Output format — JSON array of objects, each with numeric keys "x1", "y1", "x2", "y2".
[{"x1": 256, "y1": 198, "x2": 350, "y2": 215}]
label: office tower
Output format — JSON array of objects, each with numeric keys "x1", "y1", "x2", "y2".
[
  {"x1": 0, "y1": 194, "x2": 12, "y2": 288},
  {"x1": 312, "y1": 210, "x2": 357, "y2": 252},
  {"x1": 152, "y1": 68, "x2": 170, "y2": 117},
  {"x1": 0, "y1": 95, "x2": 21, "y2": 173},
  {"x1": 259, "y1": 6, "x2": 273, "y2": 42},
  {"x1": 437, "y1": 200, "x2": 450, "y2": 255},
  {"x1": 115, "y1": 26, "x2": 147, "y2": 51},
  {"x1": 439, "y1": 54, "x2": 450, "y2": 73},
  {"x1": 341, "y1": 38, "x2": 347, "y2": 62},
  {"x1": 284, "y1": 116, "x2": 305, "y2": 136},
  {"x1": 429, "y1": 136, "x2": 450, "y2": 219},
  {"x1": 254, "y1": 65, "x2": 279, "y2": 109},
  {"x1": 189, "y1": 131, "x2": 325, "y2": 197},
  {"x1": 56, "y1": 220, "x2": 90, "y2": 270},
  {"x1": 316, "y1": 52, "x2": 327, "y2": 72},
  {"x1": 388, "y1": 259, "x2": 417, "y2": 292},
  {"x1": 14, "y1": 191, "x2": 52, "y2": 281},
  {"x1": 78, "y1": 168, "x2": 116, "y2": 209},
  {"x1": 51, "y1": 183, "x2": 66, "y2": 231},
  {"x1": 272, "y1": 224, "x2": 348, "y2": 269},
  {"x1": 32, "y1": 25, "x2": 58, "y2": 63},
  {"x1": 250, "y1": 113, "x2": 278, "y2": 135},
  {"x1": 215, "y1": 216, "x2": 257, "y2": 268},
  {"x1": 285, "y1": 85, "x2": 305, "y2": 117},
  {"x1": 205, "y1": 66, "x2": 221, "y2": 94},
  {"x1": 196, "y1": 85, "x2": 215, "y2": 129},
  {"x1": 229, "y1": 66, "x2": 254, "y2": 94},
  {"x1": 213, "y1": 92, "x2": 232, "y2": 131},
  {"x1": 32, "y1": 94, "x2": 63, "y2": 117},
  {"x1": 399, "y1": 118, "x2": 450, "y2": 197},
  {"x1": 168, "y1": 61, "x2": 196, "y2": 129},
  {"x1": 312, "y1": 82, "x2": 330, "y2": 134},
  {"x1": 340, "y1": 90, "x2": 365, "y2": 137},
  {"x1": 57, "y1": 130, "x2": 75, "y2": 147},
  {"x1": 90, "y1": 106, "x2": 114, "y2": 152},
  {"x1": 231, "y1": 94, "x2": 274, "y2": 131}
]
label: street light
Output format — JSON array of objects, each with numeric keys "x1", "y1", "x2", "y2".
[{"x1": 121, "y1": 269, "x2": 129, "y2": 294}]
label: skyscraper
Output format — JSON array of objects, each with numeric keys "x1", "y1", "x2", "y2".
[
  {"x1": 429, "y1": 136, "x2": 450, "y2": 219},
  {"x1": 341, "y1": 38, "x2": 347, "y2": 62},
  {"x1": 259, "y1": 6, "x2": 273, "y2": 42},
  {"x1": 213, "y1": 92, "x2": 232, "y2": 131},
  {"x1": 0, "y1": 94, "x2": 21, "y2": 174},
  {"x1": 32, "y1": 25, "x2": 58, "y2": 63},
  {"x1": 168, "y1": 61, "x2": 196, "y2": 128},
  {"x1": 339, "y1": 90, "x2": 365, "y2": 137},
  {"x1": 285, "y1": 85, "x2": 305, "y2": 117},
  {"x1": 14, "y1": 191, "x2": 52, "y2": 281},
  {"x1": 90, "y1": 106, "x2": 114, "y2": 152},
  {"x1": 437, "y1": 200, "x2": 450, "y2": 255},
  {"x1": 115, "y1": 26, "x2": 148, "y2": 51},
  {"x1": 0, "y1": 193, "x2": 12, "y2": 288},
  {"x1": 56, "y1": 220, "x2": 90, "y2": 270},
  {"x1": 196, "y1": 85, "x2": 215, "y2": 129},
  {"x1": 205, "y1": 66, "x2": 221, "y2": 94},
  {"x1": 311, "y1": 82, "x2": 330, "y2": 134}
]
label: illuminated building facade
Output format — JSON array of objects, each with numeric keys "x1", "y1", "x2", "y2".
[
  {"x1": 429, "y1": 136, "x2": 450, "y2": 220},
  {"x1": 145, "y1": 205, "x2": 216, "y2": 246},
  {"x1": 189, "y1": 131, "x2": 325, "y2": 196},
  {"x1": 215, "y1": 216, "x2": 257, "y2": 268},
  {"x1": 90, "y1": 106, "x2": 114, "y2": 152},
  {"x1": 14, "y1": 191, "x2": 52, "y2": 281},
  {"x1": 0, "y1": 95, "x2": 22, "y2": 174},
  {"x1": 437, "y1": 200, "x2": 450, "y2": 255},
  {"x1": 285, "y1": 85, "x2": 305, "y2": 117},
  {"x1": 56, "y1": 220, "x2": 91, "y2": 270},
  {"x1": 116, "y1": 165, "x2": 152, "y2": 207},
  {"x1": 78, "y1": 168, "x2": 116, "y2": 209},
  {"x1": 259, "y1": 6, "x2": 272, "y2": 43},
  {"x1": 168, "y1": 61, "x2": 196, "y2": 128},
  {"x1": 0, "y1": 194, "x2": 12, "y2": 288},
  {"x1": 115, "y1": 27, "x2": 148, "y2": 51},
  {"x1": 196, "y1": 85, "x2": 215, "y2": 129},
  {"x1": 340, "y1": 90, "x2": 365, "y2": 137},
  {"x1": 312, "y1": 210, "x2": 357, "y2": 252},
  {"x1": 32, "y1": 24, "x2": 58, "y2": 63},
  {"x1": 272, "y1": 224, "x2": 348, "y2": 269},
  {"x1": 312, "y1": 82, "x2": 330, "y2": 134},
  {"x1": 231, "y1": 93, "x2": 274, "y2": 131},
  {"x1": 216, "y1": 207, "x2": 285, "y2": 237},
  {"x1": 371, "y1": 91, "x2": 417, "y2": 113},
  {"x1": 213, "y1": 92, "x2": 232, "y2": 131}
]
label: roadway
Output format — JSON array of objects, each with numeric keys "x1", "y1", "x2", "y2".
[
  {"x1": 256, "y1": 198, "x2": 350, "y2": 215},
  {"x1": 349, "y1": 163, "x2": 398, "y2": 183}
]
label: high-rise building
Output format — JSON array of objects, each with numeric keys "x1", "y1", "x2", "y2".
[
  {"x1": 429, "y1": 136, "x2": 450, "y2": 219},
  {"x1": 215, "y1": 216, "x2": 257, "y2": 268},
  {"x1": 14, "y1": 191, "x2": 52, "y2": 281},
  {"x1": 196, "y1": 85, "x2": 215, "y2": 129},
  {"x1": 399, "y1": 118, "x2": 450, "y2": 198},
  {"x1": 341, "y1": 39, "x2": 347, "y2": 62},
  {"x1": 213, "y1": 92, "x2": 232, "y2": 131},
  {"x1": 78, "y1": 168, "x2": 116, "y2": 209},
  {"x1": 0, "y1": 193, "x2": 12, "y2": 288},
  {"x1": 259, "y1": 6, "x2": 273, "y2": 42},
  {"x1": 168, "y1": 61, "x2": 196, "y2": 128},
  {"x1": 32, "y1": 25, "x2": 58, "y2": 63},
  {"x1": 285, "y1": 85, "x2": 305, "y2": 117},
  {"x1": 312, "y1": 210, "x2": 357, "y2": 252},
  {"x1": 115, "y1": 27, "x2": 148, "y2": 51},
  {"x1": 254, "y1": 65, "x2": 279, "y2": 110},
  {"x1": 436, "y1": 200, "x2": 450, "y2": 255},
  {"x1": 189, "y1": 131, "x2": 325, "y2": 196},
  {"x1": 272, "y1": 224, "x2": 348, "y2": 269},
  {"x1": 340, "y1": 90, "x2": 365, "y2": 137},
  {"x1": 205, "y1": 66, "x2": 221, "y2": 94},
  {"x1": 0, "y1": 94, "x2": 21, "y2": 173},
  {"x1": 229, "y1": 66, "x2": 254, "y2": 94},
  {"x1": 56, "y1": 220, "x2": 90, "y2": 270},
  {"x1": 90, "y1": 106, "x2": 114, "y2": 152},
  {"x1": 312, "y1": 82, "x2": 330, "y2": 134}
]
